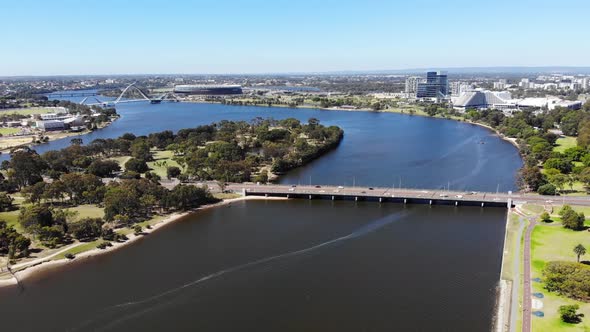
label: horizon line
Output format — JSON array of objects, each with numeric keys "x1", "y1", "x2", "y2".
[{"x1": 4, "y1": 65, "x2": 590, "y2": 78}]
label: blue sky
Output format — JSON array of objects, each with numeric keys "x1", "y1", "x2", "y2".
[{"x1": 1, "y1": 0, "x2": 589, "y2": 75}]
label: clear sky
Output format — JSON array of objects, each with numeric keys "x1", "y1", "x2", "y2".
[{"x1": 1, "y1": 0, "x2": 589, "y2": 75}]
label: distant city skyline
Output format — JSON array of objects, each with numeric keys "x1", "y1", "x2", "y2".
[{"x1": 2, "y1": 0, "x2": 590, "y2": 76}]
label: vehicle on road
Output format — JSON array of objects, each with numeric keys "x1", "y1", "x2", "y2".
[
  {"x1": 315, "y1": 185, "x2": 321, "y2": 188},
  {"x1": 338, "y1": 186, "x2": 344, "y2": 189},
  {"x1": 368, "y1": 187, "x2": 374, "y2": 190},
  {"x1": 439, "y1": 194, "x2": 448, "y2": 197},
  {"x1": 288, "y1": 188, "x2": 295, "y2": 192}
]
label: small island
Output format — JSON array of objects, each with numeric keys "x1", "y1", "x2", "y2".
[{"x1": 0, "y1": 117, "x2": 343, "y2": 284}]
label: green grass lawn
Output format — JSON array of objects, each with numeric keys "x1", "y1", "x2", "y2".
[
  {"x1": 0, "y1": 107, "x2": 61, "y2": 116},
  {"x1": 0, "y1": 210, "x2": 22, "y2": 232},
  {"x1": 531, "y1": 216, "x2": 590, "y2": 331},
  {"x1": 52, "y1": 240, "x2": 102, "y2": 260},
  {"x1": 67, "y1": 204, "x2": 104, "y2": 221},
  {"x1": 502, "y1": 212, "x2": 523, "y2": 281},
  {"x1": 0, "y1": 127, "x2": 21, "y2": 135},
  {"x1": 109, "y1": 156, "x2": 132, "y2": 169},
  {"x1": 554, "y1": 137, "x2": 578, "y2": 154},
  {"x1": 147, "y1": 150, "x2": 183, "y2": 178}
]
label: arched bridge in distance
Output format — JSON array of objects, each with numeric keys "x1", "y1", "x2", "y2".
[{"x1": 75, "y1": 83, "x2": 179, "y2": 107}]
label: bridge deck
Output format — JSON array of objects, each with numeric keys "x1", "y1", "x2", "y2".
[{"x1": 228, "y1": 184, "x2": 514, "y2": 208}]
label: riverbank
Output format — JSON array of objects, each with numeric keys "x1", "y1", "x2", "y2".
[
  {"x1": 183, "y1": 100, "x2": 522, "y2": 153},
  {"x1": 0, "y1": 118, "x2": 118, "y2": 154},
  {"x1": 0, "y1": 195, "x2": 287, "y2": 289}
]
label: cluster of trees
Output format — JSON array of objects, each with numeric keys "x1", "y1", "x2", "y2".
[
  {"x1": 167, "y1": 118, "x2": 343, "y2": 182},
  {"x1": 543, "y1": 261, "x2": 590, "y2": 302},
  {"x1": 559, "y1": 205, "x2": 586, "y2": 230},
  {"x1": 2, "y1": 118, "x2": 342, "y2": 186},
  {"x1": 0, "y1": 221, "x2": 30, "y2": 258},
  {"x1": 464, "y1": 102, "x2": 590, "y2": 193},
  {"x1": 14, "y1": 177, "x2": 218, "y2": 249}
]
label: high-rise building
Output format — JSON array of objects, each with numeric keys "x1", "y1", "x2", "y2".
[
  {"x1": 416, "y1": 71, "x2": 449, "y2": 100},
  {"x1": 405, "y1": 76, "x2": 421, "y2": 94}
]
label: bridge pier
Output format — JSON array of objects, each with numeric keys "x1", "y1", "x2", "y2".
[
  {"x1": 404, "y1": 199, "x2": 407, "y2": 204},
  {"x1": 379, "y1": 197, "x2": 383, "y2": 203},
  {"x1": 265, "y1": 194, "x2": 268, "y2": 198},
  {"x1": 429, "y1": 200, "x2": 432, "y2": 205},
  {"x1": 355, "y1": 196, "x2": 358, "y2": 201},
  {"x1": 242, "y1": 188, "x2": 246, "y2": 196},
  {"x1": 455, "y1": 201, "x2": 458, "y2": 206},
  {"x1": 332, "y1": 195, "x2": 335, "y2": 201},
  {"x1": 286, "y1": 194, "x2": 289, "y2": 199},
  {"x1": 481, "y1": 202, "x2": 485, "y2": 207},
  {"x1": 309, "y1": 195, "x2": 312, "y2": 200}
]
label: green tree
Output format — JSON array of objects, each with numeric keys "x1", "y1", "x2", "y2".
[
  {"x1": 538, "y1": 183, "x2": 557, "y2": 195},
  {"x1": 87, "y1": 160, "x2": 121, "y2": 178},
  {"x1": 124, "y1": 158, "x2": 149, "y2": 173},
  {"x1": 166, "y1": 166, "x2": 181, "y2": 179},
  {"x1": 559, "y1": 304, "x2": 583, "y2": 324},
  {"x1": 8, "y1": 149, "x2": 47, "y2": 189},
  {"x1": 540, "y1": 211, "x2": 551, "y2": 223},
  {"x1": 130, "y1": 139, "x2": 152, "y2": 161},
  {"x1": 574, "y1": 244, "x2": 587, "y2": 263},
  {"x1": 70, "y1": 218, "x2": 104, "y2": 241},
  {"x1": 0, "y1": 193, "x2": 14, "y2": 212}
]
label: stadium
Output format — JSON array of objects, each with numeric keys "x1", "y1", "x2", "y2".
[{"x1": 173, "y1": 84, "x2": 243, "y2": 95}]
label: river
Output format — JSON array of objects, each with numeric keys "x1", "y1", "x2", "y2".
[{"x1": 0, "y1": 96, "x2": 521, "y2": 331}]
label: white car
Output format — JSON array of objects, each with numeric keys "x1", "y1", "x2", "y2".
[
  {"x1": 319, "y1": 190, "x2": 325, "y2": 193},
  {"x1": 288, "y1": 188, "x2": 295, "y2": 192},
  {"x1": 338, "y1": 186, "x2": 344, "y2": 189},
  {"x1": 455, "y1": 195, "x2": 463, "y2": 199},
  {"x1": 439, "y1": 194, "x2": 448, "y2": 197}
]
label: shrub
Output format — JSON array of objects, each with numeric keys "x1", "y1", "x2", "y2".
[
  {"x1": 537, "y1": 184, "x2": 557, "y2": 196},
  {"x1": 133, "y1": 225, "x2": 142, "y2": 235},
  {"x1": 64, "y1": 253, "x2": 75, "y2": 260},
  {"x1": 540, "y1": 211, "x2": 551, "y2": 223},
  {"x1": 559, "y1": 304, "x2": 583, "y2": 324}
]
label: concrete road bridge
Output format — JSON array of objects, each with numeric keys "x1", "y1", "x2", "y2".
[{"x1": 224, "y1": 183, "x2": 590, "y2": 208}]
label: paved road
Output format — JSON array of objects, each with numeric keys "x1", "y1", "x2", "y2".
[{"x1": 225, "y1": 183, "x2": 590, "y2": 207}]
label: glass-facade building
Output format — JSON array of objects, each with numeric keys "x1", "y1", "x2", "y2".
[{"x1": 416, "y1": 71, "x2": 449, "y2": 100}]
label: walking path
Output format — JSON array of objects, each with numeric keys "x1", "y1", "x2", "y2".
[
  {"x1": 509, "y1": 212, "x2": 525, "y2": 332},
  {"x1": 522, "y1": 215, "x2": 537, "y2": 332}
]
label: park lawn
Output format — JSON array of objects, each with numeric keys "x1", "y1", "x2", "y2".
[
  {"x1": 67, "y1": 204, "x2": 104, "y2": 221},
  {"x1": 0, "y1": 107, "x2": 60, "y2": 116},
  {"x1": 0, "y1": 210, "x2": 22, "y2": 232},
  {"x1": 531, "y1": 221, "x2": 590, "y2": 331},
  {"x1": 147, "y1": 150, "x2": 182, "y2": 178},
  {"x1": 52, "y1": 240, "x2": 102, "y2": 260},
  {"x1": 554, "y1": 136, "x2": 577, "y2": 154},
  {"x1": 109, "y1": 156, "x2": 132, "y2": 169},
  {"x1": 0, "y1": 128, "x2": 20, "y2": 135}
]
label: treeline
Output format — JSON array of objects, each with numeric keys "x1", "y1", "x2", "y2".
[
  {"x1": 0, "y1": 118, "x2": 342, "y2": 187},
  {"x1": 464, "y1": 101, "x2": 590, "y2": 193}
]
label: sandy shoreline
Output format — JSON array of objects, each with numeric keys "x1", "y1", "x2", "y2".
[{"x1": 0, "y1": 195, "x2": 287, "y2": 289}]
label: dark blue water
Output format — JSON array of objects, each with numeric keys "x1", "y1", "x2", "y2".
[
  {"x1": 31, "y1": 95, "x2": 522, "y2": 192},
  {"x1": 0, "y1": 93, "x2": 517, "y2": 331}
]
